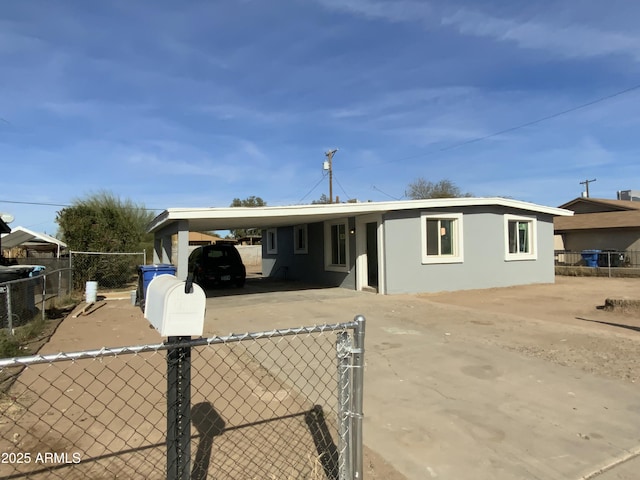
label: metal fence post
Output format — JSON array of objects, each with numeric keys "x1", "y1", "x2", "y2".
[
  {"x1": 69, "y1": 253, "x2": 74, "y2": 291},
  {"x1": 58, "y1": 269, "x2": 62, "y2": 300},
  {"x1": 41, "y1": 275, "x2": 46, "y2": 321},
  {"x1": 0, "y1": 284, "x2": 7, "y2": 331},
  {"x1": 167, "y1": 336, "x2": 192, "y2": 480},
  {"x1": 352, "y1": 315, "x2": 366, "y2": 479},
  {"x1": 6, "y1": 284, "x2": 13, "y2": 334},
  {"x1": 337, "y1": 331, "x2": 352, "y2": 480}
]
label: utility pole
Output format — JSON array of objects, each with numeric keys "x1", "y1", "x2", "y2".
[
  {"x1": 579, "y1": 178, "x2": 597, "y2": 198},
  {"x1": 324, "y1": 149, "x2": 338, "y2": 203}
]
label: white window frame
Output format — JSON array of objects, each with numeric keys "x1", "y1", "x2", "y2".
[
  {"x1": 266, "y1": 228, "x2": 278, "y2": 255},
  {"x1": 504, "y1": 214, "x2": 537, "y2": 261},
  {"x1": 420, "y1": 212, "x2": 464, "y2": 264},
  {"x1": 293, "y1": 225, "x2": 308, "y2": 254},
  {"x1": 324, "y1": 219, "x2": 350, "y2": 272}
]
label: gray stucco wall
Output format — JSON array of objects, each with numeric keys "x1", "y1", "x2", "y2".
[
  {"x1": 383, "y1": 207, "x2": 556, "y2": 294},
  {"x1": 262, "y1": 220, "x2": 356, "y2": 289}
]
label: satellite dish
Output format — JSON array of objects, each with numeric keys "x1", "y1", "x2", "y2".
[{"x1": 0, "y1": 213, "x2": 15, "y2": 224}]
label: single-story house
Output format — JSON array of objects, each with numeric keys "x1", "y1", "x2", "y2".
[
  {"x1": 148, "y1": 198, "x2": 572, "y2": 294},
  {"x1": 554, "y1": 197, "x2": 640, "y2": 252}
]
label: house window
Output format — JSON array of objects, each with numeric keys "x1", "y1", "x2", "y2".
[
  {"x1": 324, "y1": 220, "x2": 349, "y2": 272},
  {"x1": 293, "y1": 225, "x2": 308, "y2": 254},
  {"x1": 504, "y1": 215, "x2": 537, "y2": 261},
  {"x1": 420, "y1": 212, "x2": 464, "y2": 264},
  {"x1": 266, "y1": 228, "x2": 278, "y2": 255}
]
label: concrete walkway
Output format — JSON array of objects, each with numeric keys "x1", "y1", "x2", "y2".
[{"x1": 203, "y1": 279, "x2": 640, "y2": 480}]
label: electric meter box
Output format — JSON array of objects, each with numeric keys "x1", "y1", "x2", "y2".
[{"x1": 144, "y1": 275, "x2": 206, "y2": 337}]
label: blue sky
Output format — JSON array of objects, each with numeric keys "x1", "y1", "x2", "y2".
[{"x1": 1, "y1": 0, "x2": 639, "y2": 235}]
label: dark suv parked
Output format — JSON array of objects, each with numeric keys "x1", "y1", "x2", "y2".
[{"x1": 188, "y1": 244, "x2": 246, "y2": 288}]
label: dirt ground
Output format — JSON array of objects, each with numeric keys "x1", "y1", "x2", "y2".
[
  {"x1": 421, "y1": 276, "x2": 640, "y2": 384},
  {"x1": 0, "y1": 291, "x2": 404, "y2": 480},
  {"x1": 200, "y1": 275, "x2": 640, "y2": 479}
]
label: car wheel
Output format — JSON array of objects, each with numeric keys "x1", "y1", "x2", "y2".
[{"x1": 236, "y1": 278, "x2": 245, "y2": 288}]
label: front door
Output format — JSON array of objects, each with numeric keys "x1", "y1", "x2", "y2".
[
  {"x1": 366, "y1": 222, "x2": 379, "y2": 289},
  {"x1": 356, "y1": 215, "x2": 384, "y2": 293}
]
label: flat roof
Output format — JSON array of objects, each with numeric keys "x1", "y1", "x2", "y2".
[{"x1": 148, "y1": 198, "x2": 572, "y2": 233}]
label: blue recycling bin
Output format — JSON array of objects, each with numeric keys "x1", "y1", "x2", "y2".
[
  {"x1": 137, "y1": 264, "x2": 177, "y2": 309},
  {"x1": 581, "y1": 250, "x2": 601, "y2": 268}
]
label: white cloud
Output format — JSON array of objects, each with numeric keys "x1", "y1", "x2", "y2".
[
  {"x1": 329, "y1": 86, "x2": 476, "y2": 120},
  {"x1": 442, "y1": 9, "x2": 640, "y2": 61},
  {"x1": 312, "y1": 0, "x2": 433, "y2": 23}
]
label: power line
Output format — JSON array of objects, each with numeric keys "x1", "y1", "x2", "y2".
[
  {"x1": 0, "y1": 199, "x2": 70, "y2": 208},
  {"x1": 344, "y1": 82, "x2": 640, "y2": 170},
  {"x1": 0, "y1": 199, "x2": 162, "y2": 211},
  {"x1": 372, "y1": 185, "x2": 403, "y2": 201},
  {"x1": 297, "y1": 173, "x2": 328, "y2": 204},
  {"x1": 332, "y1": 173, "x2": 353, "y2": 201}
]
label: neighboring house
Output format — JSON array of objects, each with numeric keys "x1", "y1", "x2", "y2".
[
  {"x1": 186, "y1": 231, "x2": 223, "y2": 247},
  {"x1": 554, "y1": 197, "x2": 640, "y2": 252},
  {"x1": 148, "y1": 198, "x2": 571, "y2": 294},
  {"x1": 236, "y1": 235, "x2": 262, "y2": 245},
  {"x1": 1, "y1": 226, "x2": 67, "y2": 259}
]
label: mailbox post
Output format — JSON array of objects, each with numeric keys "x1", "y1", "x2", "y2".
[
  {"x1": 144, "y1": 275, "x2": 206, "y2": 480},
  {"x1": 167, "y1": 335, "x2": 192, "y2": 480}
]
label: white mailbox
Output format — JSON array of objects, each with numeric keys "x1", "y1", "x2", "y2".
[{"x1": 144, "y1": 275, "x2": 206, "y2": 337}]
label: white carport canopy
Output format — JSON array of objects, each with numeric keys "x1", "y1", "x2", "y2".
[
  {"x1": 1, "y1": 226, "x2": 67, "y2": 258},
  {"x1": 147, "y1": 198, "x2": 572, "y2": 279}
]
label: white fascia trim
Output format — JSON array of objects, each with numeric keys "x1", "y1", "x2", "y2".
[{"x1": 147, "y1": 197, "x2": 573, "y2": 233}]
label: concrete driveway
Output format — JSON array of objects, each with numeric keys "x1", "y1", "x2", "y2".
[{"x1": 202, "y1": 277, "x2": 640, "y2": 480}]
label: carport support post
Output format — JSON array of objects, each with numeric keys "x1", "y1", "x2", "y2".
[{"x1": 167, "y1": 336, "x2": 192, "y2": 480}]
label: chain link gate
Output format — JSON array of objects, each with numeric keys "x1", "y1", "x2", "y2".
[{"x1": 0, "y1": 318, "x2": 365, "y2": 479}]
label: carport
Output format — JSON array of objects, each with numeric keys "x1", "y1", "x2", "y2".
[
  {"x1": 1, "y1": 226, "x2": 67, "y2": 258},
  {"x1": 146, "y1": 202, "x2": 392, "y2": 292}
]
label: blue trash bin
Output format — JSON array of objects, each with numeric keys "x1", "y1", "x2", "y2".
[
  {"x1": 137, "y1": 264, "x2": 177, "y2": 309},
  {"x1": 581, "y1": 250, "x2": 601, "y2": 268}
]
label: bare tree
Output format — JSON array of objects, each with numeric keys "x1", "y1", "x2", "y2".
[
  {"x1": 405, "y1": 178, "x2": 472, "y2": 199},
  {"x1": 229, "y1": 196, "x2": 266, "y2": 239}
]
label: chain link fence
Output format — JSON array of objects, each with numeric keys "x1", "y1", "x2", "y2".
[
  {"x1": 555, "y1": 250, "x2": 640, "y2": 268},
  {"x1": 69, "y1": 251, "x2": 146, "y2": 291},
  {"x1": 0, "y1": 319, "x2": 365, "y2": 479},
  {"x1": 0, "y1": 269, "x2": 72, "y2": 332}
]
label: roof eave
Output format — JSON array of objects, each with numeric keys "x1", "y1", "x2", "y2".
[{"x1": 147, "y1": 198, "x2": 572, "y2": 234}]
